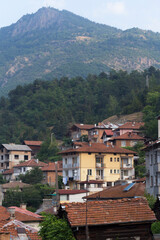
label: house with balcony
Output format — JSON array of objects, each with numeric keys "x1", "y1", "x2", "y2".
[
  {"x1": 69, "y1": 124, "x2": 95, "y2": 141},
  {"x1": 108, "y1": 132, "x2": 145, "y2": 147},
  {"x1": 0, "y1": 144, "x2": 32, "y2": 172},
  {"x1": 60, "y1": 142, "x2": 136, "y2": 189},
  {"x1": 113, "y1": 121, "x2": 144, "y2": 136}
]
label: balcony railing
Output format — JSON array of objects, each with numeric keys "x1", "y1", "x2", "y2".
[
  {"x1": 96, "y1": 163, "x2": 105, "y2": 168},
  {"x1": 121, "y1": 163, "x2": 133, "y2": 169},
  {"x1": 63, "y1": 163, "x2": 79, "y2": 169},
  {"x1": 96, "y1": 175, "x2": 104, "y2": 180}
]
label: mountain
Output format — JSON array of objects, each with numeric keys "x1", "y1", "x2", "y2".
[{"x1": 1, "y1": 7, "x2": 160, "y2": 95}]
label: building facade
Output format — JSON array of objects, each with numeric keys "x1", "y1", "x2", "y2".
[{"x1": 60, "y1": 142, "x2": 136, "y2": 189}]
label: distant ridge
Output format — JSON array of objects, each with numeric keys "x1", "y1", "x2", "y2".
[{"x1": 1, "y1": 7, "x2": 160, "y2": 95}]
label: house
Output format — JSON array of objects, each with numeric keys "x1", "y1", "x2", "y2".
[
  {"x1": 108, "y1": 132, "x2": 145, "y2": 147},
  {"x1": 58, "y1": 189, "x2": 88, "y2": 203},
  {"x1": 41, "y1": 161, "x2": 62, "y2": 186},
  {"x1": 8, "y1": 205, "x2": 42, "y2": 230},
  {"x1": 60, "y1": 142, "x2": 136, "y2": 189},
  {"x1": 114, "y1": 121, "x2": 144, "y2": 136},
  {"x1": 23, "y1": 140, "x2": 43, "y2": 157},
  {"x1": 69, "y1": 124, "x2": 95, "y2": 141},
  {"x1": 1, "y1": 181, "x2": 31, "y2": 200},
  {"x1": 13, "y1": 159, "x2": 47, "y2": 179},
  {"x1": 77, "y1": 180, "x2": 104, "y2": 193},
  {"x1": 85, "y1": 182, "x2": 145, "y2": 200},
  {"x1": 2, "y1": 168, "x2": 13, "y2": 182},
  {"x1": 101, "y1": 129, "x2": 114, "y2": 144},
  {"x1": 60, "y1": 198, "x2": 156, "y2": 240},
  {"x1": 0, "y1": 144, "x2": 32, "y2": 172},
  {"x1": 0, "y1": 219, "x2": 41, "y2": 240}
]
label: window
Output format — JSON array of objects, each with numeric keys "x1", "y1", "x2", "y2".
[
  {"x1": 110, "y1": 169, "x2": 112, "y2": 174},
  {"x1": 117, "y1": 158, "x2": 119, "y2": 162},
  {"x1": 88, "y1": 153, "x2": 91, "y2": 155},
  {"x1": 23, "y1": 167, "x2": 26, "y2": 172},
  {"x1": 114, "y1": 158, "x2": 116, "y2": 162},
  {"x1": 110, "y1": 157, "x2": 112, "y2": 162},
  {"x1": 65, "y1": 158, "x2": 67, "y2": 165},
  {"x1": 1, "y1": 163, "x2": 3, "y2": 167},
  {"x1": 1, "y1": 156, "x2": 3, "y2": 160},
  {"x1": 124, "y1": 170, "x2": 128, "y2": 176},
  {"x1": 24, "y1": 155, "x2": 28, "y2": 160},
  {"x1": 6, "y1": 162, "x2": 9, "y2": 167},
  {"x1": 117, "y1": 169, "x2": 120, "y2": 174},
  {"x1": 121, "y1": 141, "x2": 126, "y2": 147},
  {"x1": 114, "y1": 169, "x2": 116, "y2": 174},
  {"x1": 14, "y1": 155, "x2": 19, "y2": 159},
  {"x1": 87, "y1": 169, "x2": 92, "y2": 176}
]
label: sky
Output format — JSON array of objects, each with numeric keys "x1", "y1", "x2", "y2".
[{"x1": 1, "y1": 0, "x2": 160, "y2": 32}]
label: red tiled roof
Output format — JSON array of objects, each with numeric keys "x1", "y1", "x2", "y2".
[
  {"x1": 0, "y1": 220, "x2": 41, "y2": 239},
  {"x1": 0, "y1": 207, "x2": 10, "y2": 221},
  {"x1": 109, "y1": 132, "x2": 145, "y2": 141},
  {"x1": 85, "y1": 182, "x2": 145, "y2": 199},
  {"x1": 13, "y1": 159, "x2": 47, "y2": 168},
  {"x1": 58, "y1": 189, "x2": 88, "y2": 195},
  {"x1": 59, "y1": 143, "x2": 137, "y2": 154},
  {"x1": 133, "y1": 177, "x2": 146, "y2": 183},
  {"x1": 104, "y1": 130, "x2": 114, "y2": 136},
  {"x1": 41, "y1": 161, "x2": 62, "y2": 172},
  {"x1": 24, "y1": 140, "x2": 43, "y2": 146},
  {"x1": 2, "y1": 181, "x2": 30, "y2": 189},
  {"x1": 9, "y1": 207, "x2": 42, "y2": 222},
  {"x1": 72, "y1": 124, "x2": 95, "y2": 130},
  {"x1": 63, "y1": 198, "x2": 156, "y2": 227},
  {"x1": 2, "y1": 169, "x2": 13, "y2": 175},
  {"x1": 118, "y1": 122, "x2": 144, "y2": 130}
]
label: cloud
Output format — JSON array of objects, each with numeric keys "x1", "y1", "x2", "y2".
[
  {"x1": 106, "y1": 1, "x2": 126, "y2": 15},
  {"x1": 45, "y1": 0, "x2": 66, "y2": 10}
]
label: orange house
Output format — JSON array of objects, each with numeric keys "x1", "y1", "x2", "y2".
[{"x1": 41, "y1": 161, "x2": 62, "y2": 186}]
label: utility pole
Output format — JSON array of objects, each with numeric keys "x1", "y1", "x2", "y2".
[
  {"x1": 85, "y1": 175, "x2": 89, "y2": 240},
  {"x1": 55, "y1": 161, "x2": 60, "y2": 210}
]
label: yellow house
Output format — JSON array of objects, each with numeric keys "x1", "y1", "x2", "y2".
[{"x1": 60, "y1": 142, "x2": 136, "y2": 189}]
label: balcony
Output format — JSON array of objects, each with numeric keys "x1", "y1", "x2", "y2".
[
  {"x1": 96, "y1": 163, "x2": 105, "y2": 168},
  {"x1": 121, "y1": 163, "x2": 133, "y2": 169},
  {"x1": 63, "y1": 163, "x2": 79, "y2": 169},
  {"x1": 96, "y1": 175, "x2": 104, "y2": 180}
]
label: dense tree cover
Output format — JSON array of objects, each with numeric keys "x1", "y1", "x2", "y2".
[
  {"x1": 19, "y1": 167, "x2": 43, "y2": 184},
  {"x1": 0, "y1": 67, "x2": 159, "y2": 142},
  {"x1": 39, "y1": 213, "x2": 75, "y2": 240},
  {"x1": 3, "y1": 183, "x2": 55, "y2": 210}
]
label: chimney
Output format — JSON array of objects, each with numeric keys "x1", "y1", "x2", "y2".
[
  {"x1": 7, "y1": 208, "x2": 15, "y2": 220},
  {"x1": 158, "y1": 116, "x2": 160, "y2": 139},
  {"x1": 20, "y1": 203, "x2": 26, "y2": 210}
]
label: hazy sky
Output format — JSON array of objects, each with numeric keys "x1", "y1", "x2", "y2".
[{"x1": 1, "y1": 0, "x2": 160, "y2": 32}]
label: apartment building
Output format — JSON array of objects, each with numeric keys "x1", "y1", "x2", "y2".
[
  {"x1": 0, "y1": 144, "x2": 32, "y2": 172},
  {"x1": 60, "y1": 142, "x2": 136, "y2": 189}
]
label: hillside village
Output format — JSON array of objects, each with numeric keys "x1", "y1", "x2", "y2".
[{"x1": 0, "y1": 118, "x2": 159, "y2": 239}]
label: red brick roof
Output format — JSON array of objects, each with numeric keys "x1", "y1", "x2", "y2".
[
  {"x1": 41, "y1": 161, "x2": 62, "y2": 172},
  {"x1": 13, "y1": 159, "x2": 47, "y2": 168},
  {"x1": 2, "y1": 169, "x2": 13, "y2": 175},
  {"x1": 63, "y1": 198, "x2": 156, "y2": 227},
  {"x1": 9, "y1": 207, "x2": 42, "y2": 222},
  {"x1": 58, "y1": 189, "x2": 88, "y2": 195},
  {"x1": 24, "y1": 140, "x2": 43, "y2": 146},
  {"x1": 109, "y1": 132, "x2": 145, "y2": 141},
  {"x1": 2, "y1": 181, "x2": 30, "y2": 189},
  {"x1": 104, "y1": 130, "x2": 114, "y2": 136},
  {"x1": 72, "y1": 124, "x2": 95, "y2": 130},
  {"x1": 0, "y1": 207, "x2": 10, "y2": 221},
  {"x1": 59, "y1": 143, "x2": 137, "y2": 154},
  {"x1": 118, "y1": 122, "x2": 144, "y2": 130},
  {"x1": 0, "y1": 220, "x2": 41, "y2": 239},
  {"x1": 85, "y1": 182, "x2": 145, "y2": 200}
]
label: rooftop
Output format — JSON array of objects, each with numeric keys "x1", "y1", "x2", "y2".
[
  {"x1": 13, "y1": 159, "x2": 47, "y2": 168},
  {"x1": 24, "y1": 140, "x2": 43, "y2": 146},
  {"x1": 109, "y1": 132, "x2": 145, "y2": 141},
  {"x1": 2, "y1": 169, "x2": 13, "y2": 175},
  {"x1": 60, "y1": 142, "x2": 137, "y2": 155},
  {"x1": 85, "y1": 182, "x2": 145, "y2": 200},
  {"x1": 71, "y1": 124, "x2": 95, "y2": 130},
  {"x1": 118, "y1": 122, "x2": 144, "y2": 130},
  {"x1": 1, "y1": 144, "x2": 32, "y2": 152},
  {"x1": 9, "y1": 207, "x2": 42, "y2": 222},
  {"x1": 62, "y1": 198, "x2": 156, "y2": 227},
  {"x1": 41, "y1": 161, "x2": 62, "y2": 172},
  {"x1": 2, "y1": 181, "x2": 30, "y2": 189}
]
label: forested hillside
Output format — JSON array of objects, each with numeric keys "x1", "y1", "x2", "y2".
[
  {"x1": 0, "y1": 66, "x2": 159, "y2": 143},
  {"x1": 1, "y1": 8, "x2": 160, "y2": 95}
]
